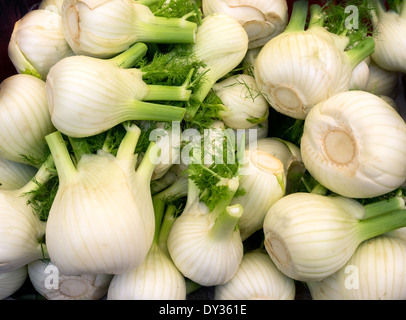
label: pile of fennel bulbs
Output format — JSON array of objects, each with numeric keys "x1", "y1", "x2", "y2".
[{"x1": 1, "y1": 0, "x2": 406, "y2": 302}]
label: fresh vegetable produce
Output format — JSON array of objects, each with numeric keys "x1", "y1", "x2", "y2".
[{"x1": 2, "y1": 0, "x2": 406, "y2": 302}]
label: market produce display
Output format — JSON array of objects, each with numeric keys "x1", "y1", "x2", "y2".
[{"x1": 1, "y1": 0, "x2": 406, "y2": 301}]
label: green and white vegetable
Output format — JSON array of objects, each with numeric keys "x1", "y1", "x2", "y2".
[
  {"x1": 28, "y1": 258, "x2": 113, "y2": 300},
  {"x1": 46, "y1": 43, "x2": 188, "y2": 138},
  {"x1": 202, "y1": 0, "x2": 288, "y2": 48},
  {"x1": 0, "y1": 74, "x2": 55, "y2": 165},
  {"x1": 301, "y1": 90, "x2": 406, "y2": 198},
  {"x1": 263, "y1": 192, "x2": 406, "y2": 281},
  {"x1": 214, "y1": 250, "x2": 295, "y2": 300},
  {"x1": 107, "y1": 199, "x2": 186, "y2": 300},
  {"x1": 44, "y1": 124, "x2": 160, "y2": 275},
  {"x1": 254, "y1": 1, "x2": 374, "y2": 119},
  {"x1": 365, "y1": 60, "x2": 400, "y2": 98},
  {"x1": 60, "y1": 0, "x2": 197, "y2": 58},
  {"x1": 0, "y1": 157, "x2": 36, "y2": 190},
  {"x1": 212, "y1": 73, "x2": 269, "y2": 129},
  {"x1": 8, "y1": 8, "x2": 74, "y2": 80}
]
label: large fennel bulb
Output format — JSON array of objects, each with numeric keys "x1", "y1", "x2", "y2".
[
  {"x1": 0, "y1": 74, "x2": 55, "y2": 165},
  {"x1": 370, "y1": 0, "x2": 406, "y2": 73},
  {"x1": 214, "y1": 250, "x2": 295, "y2": 300},
  {"x1": 28, "y1": 258, "x2": 113, "y2": 300},
  {"x1": 263, "y1": 192, "x2": 406, "y2": 281},
  {"x1": 202, "y1": 0, "x2": 288, "y2": 48},
  {"x1": 212, "y1": 73, "x2": 269, "y2": 129},
  {"x1": 46, "y1": 43, "x2": 187, "y2": 138},
  {"x1": 254, "y1": 1, "x2": 374, "y2": 119},
  {"x1": 0, "y1": 157, "x2": 36, "y2": 190},
  {"x1": 0, "y1": 266, "x2": 28, "y2": 300},
  {"x1": 0, "y1": 157, "x2": 54, "y2": 273},
  {"x1": 167, "y1": 178, "x2": 244, "y2": 286},
  {"x1": 108, "y1": 199, "x2": 186, "y2": 300},
  {"x1": 61, "y1": 0, "x2": 197, "y2": 58},
  {"x1": 300, "y1": 90, "x2": 406, "y2": 198},
  {"x1": 8, "y1": 9, "x2": 74, "y2": 80},
  {"x1": 45, "y1": 125, "x2": 160, "y2": 275},
  {"x1": 307, "y1": 232, "x2": 406, "y2": 300}
]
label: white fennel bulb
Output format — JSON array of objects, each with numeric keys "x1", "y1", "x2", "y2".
[
  {"x1": 46, "y1": 43, "x2": 187, "y2": 138},
  {"x1": 0, "y1": 266, "x2": 28, "y2": 300},
  {"x1": 0, "y1": 74, "x2": 55, "y2": 165},
  {"x1": 0, "y1": 157, "x2": 54, "y2": 273},
  {"x1": 214, "y1": 250, "x2": 295, "y2": 300},
  {"x1": 300, "y1": 90, "x2": 406, "y2": 198},
  {"x1": 349, "y1": 59, "x2": 370, "y2": 91},
  {"x1": 254, "y1": 1, "x2": 374, "y2": 119},
  {"x1": 107, "y1": 199, "x2": 186, "y2": 300},
  {"x1": 167, "y1": 178, "x2": 244, "y2": 286},
  {"x1": 202, "y1": 0, "x2": 288, "y2": 49},
  {"x1": 370, "y1": 0, "x2": 406, "y2": 73},
  {"x1": 0, "y1": 157, "x2": 36, "y2": 190},
  {"x1": 28, "y1": 258, "x2": 112, "y2": 300},
  {"x1": 8, "y1": 9, "x2": 74, "y2": 80},
  {"x1": 263, "y1": 192, "x2": 406, "y2": 281},
  {"x1": 366, "y1": 60, "x2": 400, "y2": 98},
  {"x1": 212, "y1": 74, "x2": 269, "y2": 129},
  {"x1": 45, "y1": 124, "x2": 160, "y2": 275},
  {"x1": 186, "y1": 13, "x2": 249, "y2": 119},
  {"x1": 61, "y1": 0, "x2": 197, "y2": 58},
  {"x1": 307, "y1": 232, "x2": 406, "y2": 300},
  {"x1": 231, "y1": 147, "x2": 285, "y2": 241}
]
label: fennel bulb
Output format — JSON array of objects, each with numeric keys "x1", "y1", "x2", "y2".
[
  {"x1": 28, "y1": 258, "x2": 113, "y2": 300},
  {"x1": 46, "y1": 43, "x2": 188, "y2": 138},
  {"x1": 167, "y1": 178, "x2": 244, "y2": 286},
  {"x1": 202, "y1": 0, "x2": 288, "y2": 49},
  {"x1": 263, "y1": 192, "x2": 406, "y2": 281},
  {"x1": 45, "y1": 124, "x2": 160, "y2": 275},
  {"x1": 366, "y1": 60, "x2": 400, "y2": 98},
  {"x1": 8, "y1": 9, "x2": 74, "y2": 80},
  {"x1": 0, "y1": 157, "x2": 54, "y2": 273},
  {"x1": 254, "y1": 1, "x2": 375, "y2": 119},
  {"x1": 214, "y1": 250, "x2": 295, "y2": 300},
  {"x1": 212, "y1": 74, "x2": 269, "y2": 129},
  {"x1": 301, "y1": 90, "x2": 406, "y2": 198},
  {"x1": 0, "y1": 74, "x2": 55, "y2": 165},
  {"x1": 61, "y1": 0, "x2": 197, "y2": 58},
  {"x1": 107, "y1": 199, "x2": 186, "y2": 300},
  {"x1": 370, "y1": 0, "x2": 406, "y2": 73},
  {"x1": 185, "y1": 13, "x2": 249, "y2": 119},
  {"x1": 0, "y1": 266, "x2": 28, "y2": 300},
  {"x1": 307, "y1": 232, "x2": 406, "y2": 300},
  {"x1": 349, "y1": 59, "x2": 370, "y2": 91},
  {"x1": 0, "y1": 157, "x2": 36, "y2": 190}
]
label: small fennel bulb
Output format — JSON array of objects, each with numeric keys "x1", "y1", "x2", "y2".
[
  {"x1": 0, "y1": 156, "x2": 54, "y2": 273},
  {"x1": 0, "y1": 157, "x2": 36, "y2": 190},
  {"x1": 214, "y1": 250, "x2": 295, "y2": 300},
  {"x1": 167, "y1": 178, "x2": 244, "y2": 286},
  {"x1": 28, "y1": 258, "x2": 113, "y2": 300},
  {"x1": 202, "y1": 0, "x2": 288, "y2": 49},
  {"x1": 349, "y1": 59, "x2": 370, "y2": 91},
  {"x1": 365, "y1": 60, "x2": 400, "y2": 98},
  {"x1": 300, "y1": 90, "x2": 406, "y2": 198},
  {"x1": 254, "y1": 1, "x2": 375, "y2": 119},
  {"x1": 107, "y1": 199, "x2": 186, "y2": 300},
  {"x1": 370, "y1": 0, "x2": 406, "y2": 73},
  {"x1": 61, "y1": 0, "x2": 197, "y2": 58},
  {"x1": 46, "y1": 43, "x2": 188, "y2": 138},
  {"x1": 45, "y1": 124, "x2": 160, "y2": 275},
  {"x1": 263, "y1": 192, "x2": 406, "y2": 281},
  {"x1": 212, "y1": 73, "x2": 269, "y2": 129},
  {"x1": 307, "y1": 231, "x2": 406, "y2": 300},
  {"x1": 0, "y1": 265, "x2": 28, "y2": 300},
  {"x1": 0, "y1": 74, "x2": 55, "y2": 165},
  {"x1": 8, "y1": 9, "x2": 74, "y2": 80}
]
